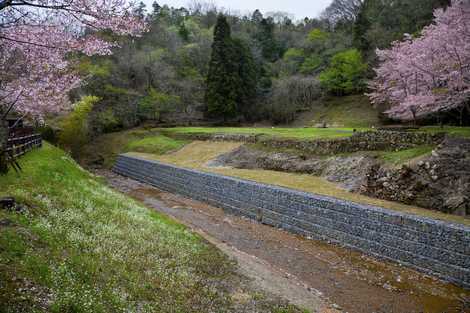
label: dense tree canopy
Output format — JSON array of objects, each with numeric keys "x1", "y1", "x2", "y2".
[
  {"x1": 0, "y1": 0, "x2": 145, "y2": 117},
  {"x1": 352, "y1": 0, "x2": 451, "y2": 56},
  {"x1": 319, "y1": 49, "x2": 367, "y2": 95},
  {"x1": 1, "y1": 0, "x2": 460, "y2": 163},
  {"x1": 0, "y1": 0, "x2": 145, "y2": 173}
]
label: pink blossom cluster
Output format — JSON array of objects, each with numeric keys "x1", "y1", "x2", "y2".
[
  {"x1": 0, "y1": 0, "x2": 147, "y2": 117},
  {"x1": 368, "y1": 0, "x2": 470, "y2": 121}
]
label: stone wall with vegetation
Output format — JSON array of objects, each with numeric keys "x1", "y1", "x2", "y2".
[
  {"x1": 362, "y1": 137, "x2": 470, "y2": 216},
  {"x1": 170, "y1": 131, "x2": 446, "y2": 155},
  {"x1": 114, "y1": 155, "x2": 470, "y2": 288}
]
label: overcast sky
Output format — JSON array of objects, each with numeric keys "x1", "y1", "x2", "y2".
[{"x1": 142, "y1": 0, "x2": 332, "y2": 20}]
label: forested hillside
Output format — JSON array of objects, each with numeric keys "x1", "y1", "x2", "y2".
[
  {"x1": 71, "y1": 0, "x2": 458, "y2": 138},
  {"x1": 1, "y1": 2, "x2": 470, "y2": 311}
]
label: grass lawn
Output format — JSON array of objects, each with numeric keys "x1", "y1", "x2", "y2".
[
  {"x1": 0, "y1": 144, "x2": 304, "y2": 313},
  {"x1": 418, "y1": 126, "x2": 470, "y2": 138},
  {"x1": 131, "y1": 141, "x2": 469, "y2": 226},
  {"x1": 159, "y1": 126, "x2": 363, "y2": 140},
  {"x1": 376, "y1": 145, "x2": 435, "y2": 166},
  {"x1": 81, "y1": 129, "x2": 187, "y2": 168}
]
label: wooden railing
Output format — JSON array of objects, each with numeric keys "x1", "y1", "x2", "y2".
[{"x1": 5, "y1": 128, "x2": 42, "y2": 159}]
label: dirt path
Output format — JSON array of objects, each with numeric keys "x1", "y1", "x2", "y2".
[
  {"x1": 99, "y1": 170, "x2": 469, "y2": 313},
  {"x1": 193, "y1": 227, "x2": 328, "y2": 312}
]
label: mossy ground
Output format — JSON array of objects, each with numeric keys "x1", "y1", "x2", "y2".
[{"x1": 0, "y1": 144, "x2": 306, "y2": 313}]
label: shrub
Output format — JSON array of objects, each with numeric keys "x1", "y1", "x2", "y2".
[
  {"x1": 38, "y1": 125, "x2": 59, "y2": 145},
  {"x1": 268, "y1": 76, "x2": 321, "y2": 124},
  {"x1": 307, "y1": 28, "x2": 329, "y2": 43},
  {"x1": 59, "y1": 96, "x2": 100, "y2": 158},
  {"x1": 283, "y1": 48, "x2": 305, "y2": 63},
  {"x1": 138, "y1": 88, "x2": 180, "y2": 122},
  {"x1": 300, "y1": 54, "x2": 323, "y2": 74},
  {"x1": 94, "y1": 108, "x2": 120, "y2": 133},
  {"x1": 319, "y1": 49, "x2": 367, "y2": 95}
]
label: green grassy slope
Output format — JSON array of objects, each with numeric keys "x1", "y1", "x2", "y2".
[
  {"x1": 0, "y1": 144, "x2": 304, "y2": 313},
  {"x1": 418, "y1": 126, "x2": 470, "y2": 138},
  {"x1": 292, "y1": 95, "x2": 381, "y2": 128},
  {"x1": 81, "y1": 129, "x2": 188, "y2": 168},
  {"x1": 376, "y1": 145, "x2": 435, "y2": 166}
]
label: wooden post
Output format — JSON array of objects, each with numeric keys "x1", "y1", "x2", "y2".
[{"x1": 0, "y1": 120, "x2": 8, "y2": 174}]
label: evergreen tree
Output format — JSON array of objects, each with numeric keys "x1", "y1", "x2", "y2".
[
  {"x1": 178, "y1": 21, "x2": 190, "y2": 41},
  {"x1": 152, "y1": 1, "x2": 161, "y2": 15},
  {"x1": 256, "y1": 17, "x2": 280, "y2": 62},
  {"x1": 353, "y1": 0, "x2": 451, "y2": 56},
  {"x1": 251, "y1": 9, "x2": 263, "y2": 24},
  {"x1": 352, "y1": 0, "x2": 371, "y2": 53},
  {"x1": 205, "y1": 14, "x2": 238, "y2": 120},
  {"x1": 205, "y1": 15, "x2": 258, "y2": 121},
  {"x1": 232, "y1": 38, "x2": 258, "y2": 118},
  {"x1": 133, "y1": 1, "x2": 147, "y2": 19}
]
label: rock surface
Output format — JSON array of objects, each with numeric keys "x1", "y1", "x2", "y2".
[
  {"x1": 212, "y1": 137, "x2": 470, "y2": 216},
  {"x1": 179, "y1": 130, "x2": 445, "y2": 155},
  {"x1": 211, "y1": 145, "x2": 379, "y2": 192},
  {"x1": 362, "y1": 137, "x2": 470, "y2": 216}
]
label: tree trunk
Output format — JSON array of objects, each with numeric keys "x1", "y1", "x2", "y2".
[
  {"x1": 0, "y1": 120, "x2": 9, "y2": 174},
  {"x1": 459, "y1": 106, "x2": 464, "y2": 126}
]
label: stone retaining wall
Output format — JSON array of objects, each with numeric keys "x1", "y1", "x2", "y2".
[
  {"x1": 259, "y1": 131, "x2": 445, "y2": 155},
  {"x1": 168, "y1": 131, "x2": 445, "y2": 155},
  {"x1": 113, "y1": 154, "x2": 470, "y2": 288}
]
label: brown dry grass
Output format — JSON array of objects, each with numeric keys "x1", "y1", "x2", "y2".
[{"x1": 127, "y1": 142, "x2": 469, "y2": 226}]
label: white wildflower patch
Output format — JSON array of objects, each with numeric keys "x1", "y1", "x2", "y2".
[{"x1": 3, "y1": 145, "x2": 233, "y2": 312}]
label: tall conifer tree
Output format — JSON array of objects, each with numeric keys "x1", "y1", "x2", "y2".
[{"x1": 205, "y1": 14, "x2": 238, "y2": 120}]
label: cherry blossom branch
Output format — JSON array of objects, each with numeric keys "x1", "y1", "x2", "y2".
[
  {"x1": 0, "y1": 35, "x2": 60, "y2": 49},
  {"x1": 1, "y1": 90, "x2": 24, "y2": 120},
  {"x1": 0, "y1": 0, "x2": 146, "y2": 119},
  {"x1": 0, "y1": 0, "x2": 12, "y2": 11},
  {"x1": 0, "y1": 0, "x2": 72, "y2": 11}
]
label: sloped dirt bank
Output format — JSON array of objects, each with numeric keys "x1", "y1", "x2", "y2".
[
  {"x1": 100, "y1": 170, "x2": 469, "y2": 313},
  {"x1": 212, "y1": 137, "x2": 470, "y2": 216},
  {"x1": 209, "y1": 145, "x2": 378, "y2": 192}
]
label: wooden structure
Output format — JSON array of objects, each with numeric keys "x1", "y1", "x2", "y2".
[
  {"x1": 6, "y1": 117, "x2": 23, "y2": 129},
  {"x1": 2, "y1": 122, "x2": 42, "y2": 171},
  {"x1": 6, "y1": 130, "x2": 42, "y2": 159}
]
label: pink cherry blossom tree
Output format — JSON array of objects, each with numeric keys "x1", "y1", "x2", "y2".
[
  {"x1": 0, "y1": 0, "x2": 146, "y2": 172},
  {"x1": 368, "y1": 0, "x2": 470, "y2": 123}
]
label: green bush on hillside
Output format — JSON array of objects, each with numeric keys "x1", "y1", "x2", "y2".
[
  {"x1": 300, "y1": 55, "x2": 323, "y2": 74},
  {"x1": 94, "y1": 108, "x2": 120, "y2": 133},
  {"x1": 59, "y1": 96, "x2": 101, "y2": 158},
  {"x1": 319, "y1": 49, "x2": 367, "y2": 96},
  {"x1": 138, "y1": 88, "x2": 180, "y2": 122}
]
